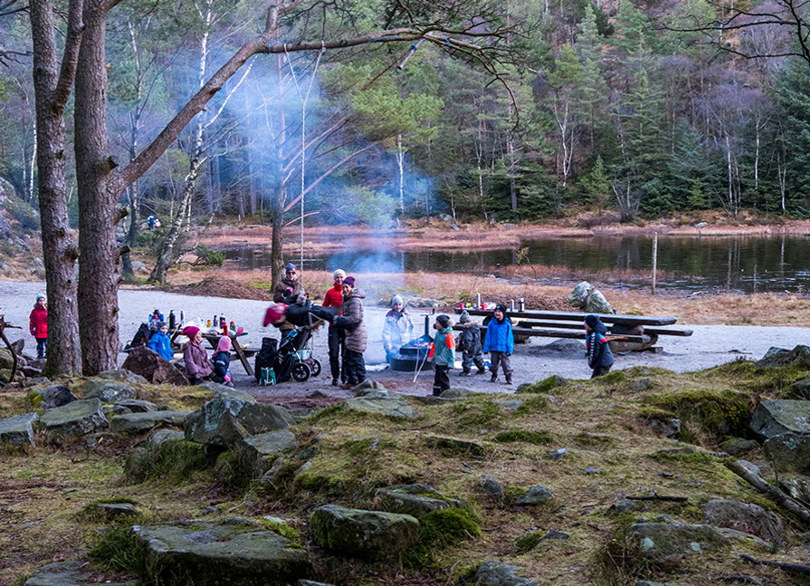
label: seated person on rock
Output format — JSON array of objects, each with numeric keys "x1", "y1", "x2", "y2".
[
  {"x1": 211, "y1": 335, "x2": 234, "y2": 387},
  {"x1": 147, "y1": 321, "x2": 174, "y2": 362},
  {"x1": 182, "y1": 326, "x2": 213, "y2": 385}
]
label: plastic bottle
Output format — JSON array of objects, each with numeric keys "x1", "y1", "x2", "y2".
[{"x1": 169, "y1": 310, "x2": 176, "y2": 331}]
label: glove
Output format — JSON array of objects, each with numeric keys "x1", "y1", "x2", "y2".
[{"x1": 505, "y1": 352, "x2": 511, "y2": 357}]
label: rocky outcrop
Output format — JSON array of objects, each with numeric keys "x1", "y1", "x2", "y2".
[
  {"x1": 132, "y1": 517, "x2": 311, "y2": 585},
  {"x1": 38, "y1": 398, "x2": 108, "y2": 444},
  {"x1": 75, "y1": 379, "x2": 137, "y2": 404},
  {"x1": 749, "y1": 400, "x2": 810, "y2": 438},
  {"x1": 236, "y1": 429, "x2": 296, "y2": 477},
  {"x1": 763, "y1": 432, "x2": 810, "y2": 475},
  {"x1": 29, "y1": 385, "x2": 77, "y2": 409},
  {"x1": 112, "y1": 399, "x2": 160, "y2": 415},
  {"x1": 184, "y1": 389, "x2": 294, "y2": 448},
  {"x1": 24, "y1": 560, "x2": 136, "y2": 585},
  {"x1": 110, "y1": 410, "x2": 190, "y2": 434},
  {"x1": 0, "y1": 412, "x2": 38, "y2": 447},
  {"x1": 344, "y1": 393, "x2": 414, "y2": 419},
  {"x1": 701, "y1": 499, "x2": 784, "y2": 544},
  {"x1": 122, "y1": 347, "x2": 189, "y2": 386},
  {"x1": 621, "y1": 521, "x2": 727, "y2": 570},
  {"x1": 376, "y1": 484, "x2": 463, "y2": 518},
  {"x1": 515, "y1": 485, "x2": 554, "y2": 506},
  {"x1": 754, "y1": 345, "x2": 810, "y2": 368},
  {"x1": 97, "y1": 369, "x2": 149, "y2": 386},
  {"x1": 309, "y1": 504, "x2": 419, "y2": 561},
  {"x1": 474, "y1": 561, "x2": 537, "y2": 586}
]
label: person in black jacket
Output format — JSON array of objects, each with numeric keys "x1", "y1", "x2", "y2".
[
  {"x1": 584, "y1": 314, "x2": 614, "y2": 378},
  {"x1": 456, "y1": 311, "x2": 486, "y2": 376}
]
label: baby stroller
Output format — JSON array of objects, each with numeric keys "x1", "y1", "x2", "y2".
[{"x1": 255, "y1": 326, "x2": 321, "y2": 383}]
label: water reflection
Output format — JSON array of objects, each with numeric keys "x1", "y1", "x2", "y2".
[{"x1": 221, "y1": 234, "x2": 810, "y2": 293}]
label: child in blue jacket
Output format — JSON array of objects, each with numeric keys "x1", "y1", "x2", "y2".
[
  {"x1": 483, "y1": 304, "x2": 514, "y2": 385},
  {"x1": 147, "y1": 322, "x2": 174, "y2": 362},
  {"x1": 430, "y1": 314, "x2": 456, "y2": 396}
]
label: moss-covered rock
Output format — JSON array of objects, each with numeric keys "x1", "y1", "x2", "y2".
[
  {"x1": 616, "y1": 520, "x2": 728, "y2": 571},
  {"x1": 516, "y1": 375, "x2": 568, "y2": 394},
  {"x1": 309, "y1": 504, "x2": 419, "y2": 561},
  {"x1": 376, "y1": 484, "x2": 462, "y2": 518},
  {"x1": 645, "y1": 388, "x2": 750, "y2": 442}
]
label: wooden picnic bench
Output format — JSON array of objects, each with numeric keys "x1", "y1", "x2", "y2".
[
  {"x1": 202, "y1": 332, "x2": 254, "y2": 377},
  {"x1": 454, "y1": 308, "x2": 692, "y2": 352}
]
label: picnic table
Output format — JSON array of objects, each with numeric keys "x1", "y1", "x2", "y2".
[
  {"x1": 202, "y1": 332, "x2": 254, "y2": 377},
  {"x1": 454, "y1": 308, "x2": 692, "y2": 351}
]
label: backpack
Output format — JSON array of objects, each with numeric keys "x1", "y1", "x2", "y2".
[{"x1": 254, "y1": 337, "x2": 278, "y2": 383}]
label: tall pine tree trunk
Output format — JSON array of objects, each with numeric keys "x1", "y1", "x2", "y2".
[
  {"x1": 30, "y1": 0, "x2": 82, "y2": 376},
  {"x1": 75, "y1": 0, "x2": 121, "y2": 375}
]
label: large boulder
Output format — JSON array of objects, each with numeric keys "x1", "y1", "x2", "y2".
[
  {"x1": 132, "y1": 517, "x2": 311, "y2": 585},
  {"x1": 621, "y1": 521, "x2": 727, "y2": 570},
  {"x1": 29, "y1": 385, "x2": 77, "y2": 409},
  {"x1": 0, "y1": 211, "x2": 11, "y2": 240},
  {"x1": 701, "y1": 499, "x2": 785, "y2": 544},
  {"x1": 0, "y1": 412, "x2": 38, "y2": 447},
  {"x1": 0, "y1": 347, "x2": 15, "y2": 369},
  {"x1": 474, "y1": 561, "x2": 537, "y2": 586},
  {"x1": 110, "y1": 410, "x2": 190, "y2": 434},
  {"x1": 754, "y1": 345, "x2": 810, "y2": 368},
  {"x1": 376, "y1": 484, "x2": 463, "y2": 518},
  {"x1": 764, "y1": 432, "x2": 810, "y2": 475},
  {"x1": 74, "y1": 379, "x2": 137, "y2": 403},
  {"x1": 122, "y1": 347, "x2": 189, "y2": 386},
  {"x1": 112, "y1": 399, "x2": 160, "y2": 415},
  {"x1": 184, "y1": 389, "x2": 294, "y2": 448},
  {"x1": 97, "y1": 369, "x2": 149, "y2": 386},
  {"x1": 38, "y1": 398, "x2": 109, "y2": 443},
  {"x1": 309, "y1": 504, "x2": 419, "y2": 561},
  {"x1": 344, "y1": 394, "x2": 414, "y2": 419},
  {"x1": 749, "y1": 400, "x2": 810, "y2": 439},
  {"x1": 236, "y1": 429, "x2": 297, "y2": 477},
  {"x1": 567, "y1": 281, "x2": 614, "y2": 314}
]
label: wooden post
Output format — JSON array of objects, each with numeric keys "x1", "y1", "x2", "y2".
[{"x1": 651, "y1": 232, "x2": 658, "y2": 296}]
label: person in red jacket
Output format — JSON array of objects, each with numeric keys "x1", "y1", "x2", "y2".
[
  {"x1": 29, "y1": 294, "x2": 48, "y2": 359},
  {"x1": 322, "y1": 269, "x2": 346, "y2": 386}
]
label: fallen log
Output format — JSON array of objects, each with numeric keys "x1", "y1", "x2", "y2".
[
  {"x1": 739, "y1": 553, "x2": 810, "y2": 575},
  {"x1": 726, "y1": 460, "x2": 810, "y2": 525}
]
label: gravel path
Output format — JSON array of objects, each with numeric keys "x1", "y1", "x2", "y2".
[{"x1": 2, "y1": 279, "x2": 807, "y2": 398}]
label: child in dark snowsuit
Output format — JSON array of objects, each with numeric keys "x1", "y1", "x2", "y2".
[
  {"x1": 584, "y1": 314, "x2": 614, "y2": 378},
  {"x1": 211, "y1": 335, "x2": 234, "y2": 386},
  {"x1": 456, "y1": 311, "x2": 486, "y2": 376}
]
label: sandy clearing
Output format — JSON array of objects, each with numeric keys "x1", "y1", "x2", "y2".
[{"x1": 1, "y1": 279, "x2": 808, "y2": 398}]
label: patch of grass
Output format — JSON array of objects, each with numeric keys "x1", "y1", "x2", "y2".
[
  {"x1": 493, "y1": 430, "x2": 553, "y2": 445},
  {"x1": 644, "y1": 388, "x2": 751, "y2": 443},
  {"x1": 515, "y1": 529, "x2": 544, "y2": 553},
  {"x1": 408, "y1": 508, "x2": 481, "y2": 566},
  {"x1": 518, "y1": 375, "x2": 567, "y2": 394},
  {"x1": 124, "y1": 440, "x2": 206, "y2": 484},
  {"x1": 515, "y1": 395, "x2": 549, "y2": 414},
  {"x1": 256, "y1": 517, "x2": 301, "y2": 545},
  {"x1": 89, "y1": 525, "x2": 146, "y2": 574},
  {"x1": 451, "y1": 399, "x2": 503, "y2": 429}
]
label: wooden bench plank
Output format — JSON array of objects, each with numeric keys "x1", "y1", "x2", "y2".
[
  {"x1": 514, "y1": 319, "x2": 692, "y2": 337},
  {"x1": 457, "y1": 308, "x2": 677, "y2": 327}
]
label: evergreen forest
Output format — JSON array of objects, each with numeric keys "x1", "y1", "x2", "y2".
[{"x1": 2, "y1": 0, "x2": 810, "y2": 231}]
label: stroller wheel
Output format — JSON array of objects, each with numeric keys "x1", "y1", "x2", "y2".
[
  {"x1": 292, "y1": 362, "x2": 311, "y2": 382},
  {"x1": 310, "y1": 359, "x2": 321, "y2": 377}
]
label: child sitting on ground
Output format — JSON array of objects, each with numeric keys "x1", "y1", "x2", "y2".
[
  {"x1": 182, "y1": 326, "x2": 213, "y2": 385},
  {"x1": 456, "y1": 310, "x2": 486, "y2": 376},
  {"x1": 211, "y1": 335, "x2": 234, "y2": 387}
]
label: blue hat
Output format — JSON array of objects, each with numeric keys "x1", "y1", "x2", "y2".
[{"x1": 285, "y1": 263, "x2": 297, "y2": 272}]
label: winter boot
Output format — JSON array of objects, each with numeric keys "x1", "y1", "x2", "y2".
[{"x1": 490, "y1": 373, "x2": 498, "y2": 383}]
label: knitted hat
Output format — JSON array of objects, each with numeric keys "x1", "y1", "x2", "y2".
[
  {"x1": 156, "y1": 321, "x2": 167, "y2": 329},
  {"x1": 36, "y1": 294, "x2": 46, "y2": 301},
  {"x1": 333, "y1": 269, "x2": 346, "y2": 279},
  {"x1": 182, "y1": 326, "x2": 200, "y2": 339},
  {"x1": 584, "y1": 314, "x2": 599, "y2": 328},
  {"x1": 436, "y1": 314, "x2": 452, "y2": 329},
  {"x1": 343, "y1": 276, "x2": 356, "y2": 288},
  {"x1": 459, "y1": 310, "x2": 471, "y2": 324},
  {"x1": 216, "y1": 336, "x2": 232, "y2": 353},
  {"x1": 263, "y1": 303, "x2": 287, "y2": 327},
  {"x1": 494, "y1": 304, "x2": 508, "y2": 314},
  {"x1": 284, "y1": 263, "x2": 297, "y2": 272},
  {"x1": 391, "y1": 295, "x2": 404, "y2": 307}
]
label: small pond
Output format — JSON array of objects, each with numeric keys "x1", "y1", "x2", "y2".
[{"x1": 221, "y1": 234, "x2": 810, "y2": 293}]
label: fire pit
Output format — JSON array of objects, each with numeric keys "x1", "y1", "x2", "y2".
[{"x1": 388, "y1": 315, "x2": 434, "y2": 372}]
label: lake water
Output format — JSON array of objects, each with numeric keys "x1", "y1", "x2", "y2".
[{"x1": 221, "y1": 234, "x2": 810, "y2": 293}]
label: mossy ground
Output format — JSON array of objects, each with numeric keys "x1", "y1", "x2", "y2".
[{"x1": 1, "y1": 362, "x2": 808, "y2": 585}]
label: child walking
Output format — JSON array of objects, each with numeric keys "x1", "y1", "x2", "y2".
[
  {"x1": 483, "y1": 304, "x2": 514, "y2": 385},
  {"x1": 430, "y1": 314, "x2": 456, "y2": 396},
  {"x1": 456, "y1": 310, "x2": 486, "y2": 376},
  {"x1": 29, "y1": 294, "x2": 48, "y2": 359},
  {"x1": 211, "y1": 335, "x2": 234, "y2": 387},
  {"x1": 584, "y1": 314, "x2": 614, "y2": 378}
]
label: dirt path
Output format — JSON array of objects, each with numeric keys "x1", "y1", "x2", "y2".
[{"x1": 3, "y1": 279, "x2": 808, "y2": 400}]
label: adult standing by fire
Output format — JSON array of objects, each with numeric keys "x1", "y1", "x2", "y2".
[
  {"x1": 382, "y1": 295, "x2": 414, "y2": 359},
  {"x1": 273, "y1": 263, "x2": 307, "y2": 333},
  {"x1": 322, "y1": 269, "x2": 346, "y2": 386},
  {"x1": 333, "y1": 276, "x2": 367, "y2": 388}
]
